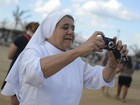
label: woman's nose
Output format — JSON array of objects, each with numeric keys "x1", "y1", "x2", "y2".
[{"x1": 68, "y1": 28, "x2": 74, "y2": 34}]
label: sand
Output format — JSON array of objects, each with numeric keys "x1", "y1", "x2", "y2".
[{"x1": 0, "y1": 45, "x2": 140, "y2": 105}]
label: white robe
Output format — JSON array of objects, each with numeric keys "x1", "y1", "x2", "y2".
[{"x1": 8, "y1": 41, "x2": 114, "y2": 105}]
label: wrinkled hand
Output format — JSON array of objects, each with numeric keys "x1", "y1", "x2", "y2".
[
  {"x1": 77, "y1": 31, "x2": 105, "y2": 56},
  {"x1": 108, "y1": 37, "x2": 129, "y2": 65}
]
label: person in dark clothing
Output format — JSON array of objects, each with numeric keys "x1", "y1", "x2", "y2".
[
  {"x1": 1, "y1": 22, "x2": 39, "y2": 105},
  {"x1": 115, "y1": 56, "x2": 134, "y2": 103}
]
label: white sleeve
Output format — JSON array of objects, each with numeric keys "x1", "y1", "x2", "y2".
[
  {"x1": 1, "y1": 82, "x2": 15, "y2": 96},
  {"x1": 19, "y1": 49, "x2": 46, "y2": 87},
  {"x1": 83, "y1": 65, "x2": 115, "y2": 90}
]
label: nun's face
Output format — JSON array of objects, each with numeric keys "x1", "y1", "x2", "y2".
[{"x1": 48, "y1": 16, "x2": 75, "y2": 51}]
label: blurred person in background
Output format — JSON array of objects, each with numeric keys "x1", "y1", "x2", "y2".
[
  {"x1": 99, "y1": 51, "x2": 110, "y2": 96},
  {"x1": 1, "y1": 22, "x2": 39, "y2": 105},
  {"x1": 115, "y1": 56, "x2": 134, "y2": 103}
]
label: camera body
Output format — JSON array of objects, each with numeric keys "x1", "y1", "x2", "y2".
[
  {"x1": 103, "y1": 37, "x2": 114, "y2": 50},
  {"x1": 103, "y1": 36, "x2": 128, "y2": 63}
]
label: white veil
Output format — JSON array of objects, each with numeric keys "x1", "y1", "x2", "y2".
[{"x1": 4, "y1": 11, "x2": 71, "y2": 98}]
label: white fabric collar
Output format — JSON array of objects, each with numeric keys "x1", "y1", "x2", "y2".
[{"x1": 45, "y1": 41, "x2": 64, "y2": 54}]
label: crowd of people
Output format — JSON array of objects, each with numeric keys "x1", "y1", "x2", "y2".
[{"x1": 0, "y1": 11, "x2": 132, "y2": 105}]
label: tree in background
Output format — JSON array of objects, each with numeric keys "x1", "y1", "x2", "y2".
[{"x1": 13, "y1": 6, "x2": 31, "y2": 30}]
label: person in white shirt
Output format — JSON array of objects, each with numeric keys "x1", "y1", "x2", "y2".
[{"x1": 1, "y1": 11, "x2": 128, "y2": 105}]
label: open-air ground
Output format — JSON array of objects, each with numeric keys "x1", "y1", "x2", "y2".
[{"x1": 0, "y1": 45, "x2": 140, "y2": 105}]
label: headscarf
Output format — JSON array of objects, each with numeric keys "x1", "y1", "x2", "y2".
[{"x1": 5, "y1": 11, "x2": 73, "y2": 98}]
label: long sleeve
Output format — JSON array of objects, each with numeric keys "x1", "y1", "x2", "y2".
[
  {"x1": 19, "y1": 48, "x2": 46, "y2": 87},
  {"x1": 83, "y1": 65, "x2": 114, "y2": 90}
]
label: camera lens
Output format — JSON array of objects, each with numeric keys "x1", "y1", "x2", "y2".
[{"x1": 108, "y1": 41, "x2": 114, "y2": 49}]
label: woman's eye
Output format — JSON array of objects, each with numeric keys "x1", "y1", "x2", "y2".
[
  {"x1": 62, "y1": 27, "x2": 75, "y2": 31},
  {"x1": 62, "y1": 27, "x2": 69, "y2": 30}
]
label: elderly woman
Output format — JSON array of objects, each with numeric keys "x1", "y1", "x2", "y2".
[{"x1": 2, "y1": 11, "x2": 128, "y2": 105}]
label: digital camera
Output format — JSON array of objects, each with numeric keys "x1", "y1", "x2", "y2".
[
  {"x1": 103, "y1": 37, "x2": 114, "y2": 50},
  {"x1": 103, "y1": 36, "x2": 128, "y2": 63}
]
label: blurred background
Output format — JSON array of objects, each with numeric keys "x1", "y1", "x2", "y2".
[
  {"x1": 0, "y1": 0, "x2": 140, "y2": 105},
  {"x1": 0, "y1": 0, "x2": 140, "y2": 68}
]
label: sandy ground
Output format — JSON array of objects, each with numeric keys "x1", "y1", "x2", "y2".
[{"x1": 0, "y1": 45, "x2": 140, "y2": 105}]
